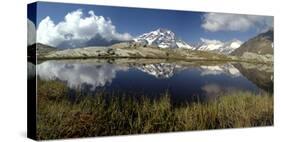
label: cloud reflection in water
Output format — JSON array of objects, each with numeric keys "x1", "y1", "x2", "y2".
[{"x1": 37, "y1": 60, "x2": 128, "y2": 91}]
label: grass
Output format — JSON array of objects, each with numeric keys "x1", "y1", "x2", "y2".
[{"x1": 37, "y1": 80, "x2": 273, "y2": 140}]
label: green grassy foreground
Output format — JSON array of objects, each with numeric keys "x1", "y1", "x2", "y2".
[{"x1": 37, "y1": 80, "x2": 273, "y2": 140}]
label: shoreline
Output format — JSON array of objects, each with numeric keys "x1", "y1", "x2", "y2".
[{"x1": 37, "y1": 56, "x2": 273, "y2": 65}]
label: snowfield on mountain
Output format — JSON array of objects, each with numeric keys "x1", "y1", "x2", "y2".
[
  {"x1": 195, "y1": 38, "x2": 242, "y2": 55},
  {"x1": 134, "y1": 28, "x2": 193, "y2": 49}
]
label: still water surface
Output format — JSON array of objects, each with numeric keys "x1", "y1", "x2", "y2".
[{"x1": 37, "y1": 59, "x2": 273, "y2": 104}]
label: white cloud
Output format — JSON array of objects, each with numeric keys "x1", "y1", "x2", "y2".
[
  {"x1": 200, "y1": 38, "x2": 223, "y2": 45},
  {"x1": 27, "y1": 19, "x2": 36, "y2": 46},
  {"x1": 202, "y1": 13, "x2": 273, "y2": 32},
  {"x1": 37, "y1": 9, "x2": 132, "y2": 47}
]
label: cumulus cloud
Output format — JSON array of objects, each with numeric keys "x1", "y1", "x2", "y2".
[
  {"x1": 202, "y1": 13, "x2": 273, "y2": 32},
  {"x1": 37, "y1": 9, "x2": 132, "y2": 48},
  {"x1": 27, "y1": 19, "x2": 36, "y2": 46},
  {"x1": 200, "y1": 38, "x2": 223, "y2": 45}
]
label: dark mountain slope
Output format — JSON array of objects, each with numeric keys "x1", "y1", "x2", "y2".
[{"x1": 231, "y1": 29, "x2": 273, "y2": 56}]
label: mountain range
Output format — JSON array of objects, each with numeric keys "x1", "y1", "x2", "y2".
[
  {"x1": 194, "y1": 38, "x2": 242, "y2": 55},
  {"x1": 133, "y1": 28, "x2": 243, "y2": 55},
  {"x1": 34, "y1": 27, "x2": 273, "y2": 63},
  {"x1": 133, "y1": 28, "x2": 274, "y2": 56}
]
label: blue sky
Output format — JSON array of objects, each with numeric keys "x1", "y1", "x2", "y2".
[{"x1": 28, "y1": 2, "x2": 273, "y2": 47}]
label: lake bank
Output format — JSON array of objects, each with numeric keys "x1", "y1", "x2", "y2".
[{"x1": 36, "y1": 44, "x2": 273, "y2": 64}]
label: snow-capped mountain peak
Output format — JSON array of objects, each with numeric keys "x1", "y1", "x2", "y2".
[
  {"x1": 134, "y1": 28, "x2": 192, "y2": 49},
  {"x1": 195, "y1": 38, "x2": 242, "y2": 55},
  {"x1": 176, "y1": 39, "x2": 193, "y2": 49}
]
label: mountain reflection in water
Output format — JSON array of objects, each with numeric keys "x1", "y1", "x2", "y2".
[{"x1": 37, "y1": 60, "x2": 273, "y2": 104}]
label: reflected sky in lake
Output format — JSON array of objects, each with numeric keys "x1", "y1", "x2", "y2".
[
  {"x1": 37, "y1": 61, "x2": 128, "y2": 91},
  {"x1": 37, "y1": 60, "x2": 273, "y2": 104}
]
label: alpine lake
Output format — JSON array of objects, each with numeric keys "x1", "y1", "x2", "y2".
[
  {"x1": 35, "y1": 58, "x2": 274, "y2": 139},
  {"x1": 37, "y1": 59, "x2": 273, "y2": 104}
]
